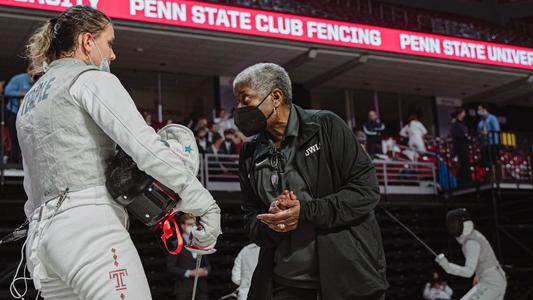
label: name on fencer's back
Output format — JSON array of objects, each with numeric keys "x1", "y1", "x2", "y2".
[
  {"x1": 305, "y1": 143, "x2": 320, "y2": 157},
  {"x1": 20, "y1": 77, "x2": 56, "y2": 116}
]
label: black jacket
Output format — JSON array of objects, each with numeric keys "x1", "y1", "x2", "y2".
[
  {"x1": 167, "y1": 249, "x2": 210, "y2": 295},
  {"x1": 363, "y1": 120, "x2": 385, "y2": 144},
  {"x1": 450, "y1": 120, "x2": 469, "y2": 146},
  {"x1": 238, "y1": 105, "x2": 388, "y2": 300},
  {"x1": 220, "y1": 140, "x2": 238, "y2": 155}
]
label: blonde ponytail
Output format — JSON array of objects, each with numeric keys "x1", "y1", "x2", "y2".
[
  {"x1": 25, "y1": 6, "x2": 110, "y2": 74},
  {"x1": 26, "y1": 20, "x2": 55, "y2": 74}
]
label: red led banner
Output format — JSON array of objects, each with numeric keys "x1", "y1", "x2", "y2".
[{"x1": 2, "y1": 0, "x2": 533, "y2": 70}]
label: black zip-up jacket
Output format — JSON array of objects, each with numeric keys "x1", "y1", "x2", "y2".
[{"x1": 238, "y1": 105, "x2": 388, "y2": 300}]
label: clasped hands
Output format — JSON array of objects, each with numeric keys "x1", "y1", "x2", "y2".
[{"x1": 257, "y1": 190, "x2": 300, "y2": 233}]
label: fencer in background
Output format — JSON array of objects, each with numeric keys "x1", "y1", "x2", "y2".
[
  {"x1": 435, "y1": 209, "x2": 506, "y2": 300},
  {"x1": 231, "y1": 243, "x2": 260, "y2": 300}
]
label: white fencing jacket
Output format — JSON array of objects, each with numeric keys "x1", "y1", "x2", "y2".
[
  {"x1": 17, "y1": 58, "x2": 220, "y2": 246},
  {"x1": 232, "y1": 243, "x2": 260, "y2": 300}
]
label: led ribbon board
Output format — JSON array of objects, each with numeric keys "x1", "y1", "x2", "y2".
[{"x1": 2, "y1": 0, "x2": 533, "y2": 70}]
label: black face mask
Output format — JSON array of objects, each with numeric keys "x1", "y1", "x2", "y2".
[
  {"x1": 234, "y1": 92, "x2": 275, "y2": 137},
  {"x1": 446, "y1": 208, "x2": 471, "y2": 237}
]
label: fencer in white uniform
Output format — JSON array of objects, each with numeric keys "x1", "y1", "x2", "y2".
[
  {"x1": 400, "y1": 118, "x2": 428, "y2": 152},
  {"x1": 436, "y1": 209, "x2": 506, "y2": 300},
  {"x1": 15, "y1": 6, "x2": 221, "y2": 300},
  {"x1": 231, "y1": 243, "x2": 260, "y2": 300}
]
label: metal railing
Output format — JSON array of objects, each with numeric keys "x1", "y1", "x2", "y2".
[
  {"x1": 202, "y1": 154, "x2": 240, "y2": 192},
  {"x1": 200, "y1": 154, "x2": 438, "y2": 195},
  {"x1": 436, "y1": 131, "x2": 533, "y2": 193},
  {"x1": 0, "y1": 148, "x2": 438, "y2": 195},
  {"x1": 374, "y1": 160, "x2": 437, "y2": 195}
]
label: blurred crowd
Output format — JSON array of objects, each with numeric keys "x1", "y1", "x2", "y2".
[
  {"x1": 358, "y1": 104, "x2": 501, "y2": 189},
  {"x1": 141, "y1": 108, "x2": 246, "y2": 157}
]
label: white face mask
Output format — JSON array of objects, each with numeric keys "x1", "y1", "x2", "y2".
[
  {"x1": 182, "y1": 225, "x2": 194, "y2": 244},
  {"x1": 89, "y1": 38, "x2": 110, "y2": 73}
]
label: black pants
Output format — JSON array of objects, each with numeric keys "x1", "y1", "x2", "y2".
[
  {"x1": 176, "y1": 292, "x2": 208, "y2": 300},
  {"x1": 454, "y1": 143, "x2": 472, "y2": 187},
  {"x1": 273, "y1": 284, "x2": 319, "y2": 300},
  {"x1": 5, "y1": 111, "x2": 21, "y2": 164},
  {"x1": 481, "y1": 144, "x2": 499, "y2": 167},
  {"x1": 366, "y1": 141, "x2": 381, "y2": 158},
  {"x1": 272, "y1": 284, "x2": 387, "y2": 300}
]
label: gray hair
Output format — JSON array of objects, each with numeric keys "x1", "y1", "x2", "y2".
[{"x1": 233, "y1": 63, "x2": 292, "y2": 104}]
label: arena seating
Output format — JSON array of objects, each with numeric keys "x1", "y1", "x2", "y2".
[
  {"x1": 199, "y1": 0, "x2": 533, "y2": 47},
  {"x1": 429, "y1": 132, "x2": 533, "y2": 189}
]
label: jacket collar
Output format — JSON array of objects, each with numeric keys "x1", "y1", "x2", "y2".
[
  {"x1": 48, "y1": 58, "x2": 89, "y2": 69},
  {"x1": 293, "y1": 104, "x2": 321, "y2": 148},
  {"x1": 250, "y1": 105, "x2": 321, "y2": 164}
]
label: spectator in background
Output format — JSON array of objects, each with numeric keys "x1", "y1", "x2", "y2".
[
  {"x1": 207, "y1": 132, "x2": 235, "y2": 177},
  {"x1": 207, "y1": 132, "x2": 223, "y2": 155},
  {"x1": 221, "y1": 128, "x2": 238, "y2": 155},
  {"x1": 167, "y1": 213, "x2": 210, "y2": 300},
  {"x1": 5, "y1": 65, "x2": 35, "y2": 163},
  {"x1": 451, "y1": 108, "x2": 472, "y2": 187},
  {"x1": 194, "y1": 116, "x2": 209, "y2": 132},
  {"x1": 214, "y1": 108, "x2": 226, "y2": 125},
  {"x1": 422, "y1": 271, "x2": 453, "y2": 300},
  {"x1": 232, "y1": 243, "x2": 260, "y2": 300},
  {"x1": 216, "y1": 108, "x2": 237, "y2": 136},
  {"x1": 142, "y1": 111, "x2": 153, "y2": 127},
  {"x1": 363, "y1": 110, "x2": 385, "y2": 158},
  {"x1": 233, "y1": 131, "x2": 246, "y2": 154},
  {"x1": 207, "y1": 121, "x2": 218, "y2": 144},
  {"x1": 195, "y1": 126, "x2": 210, "y2": 154},
  {"x1": 400, "y1": 113, "x2": 428, "y2": 159},
  {"x1": 477, "y1": 104, "x2": 500, "y2": 166}
]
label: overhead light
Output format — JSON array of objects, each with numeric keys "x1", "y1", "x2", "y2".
[{"x1": 136, "y1": 47, "x2": 144, "y2": 52}]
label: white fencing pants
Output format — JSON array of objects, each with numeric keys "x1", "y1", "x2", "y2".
[
  {"x1": 461, "y1": 267, "x2": 507, "y2": 300},
  {"x1": 25, "y1": 186, "x2": 152, "y2": 300}
]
